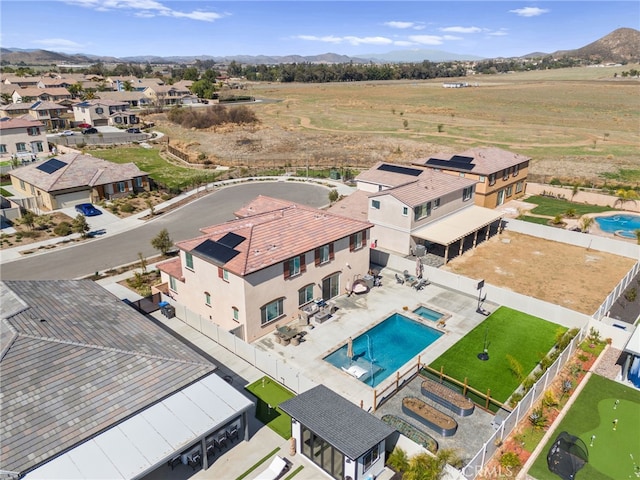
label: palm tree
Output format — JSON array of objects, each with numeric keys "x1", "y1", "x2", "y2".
[
  {"x1": 403, "y1": 448, "x2": 461, "y2": 480},
  {"x1": 614, "y1": 188, "x2": 639, "y2": 209},
  {"x1": 579, "y1": 216, "x2": 594, "y2": 233}
]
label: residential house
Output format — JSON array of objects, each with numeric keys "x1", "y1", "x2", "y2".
[
  {"x1": 9, "y1": 152, "x2": 149, "y2": 210},
  {"x1": 1, "y1": 279, "x2": 253, "y2": 479},
  {"x1": 414, "y1": 147, "x2": 530, "y2": 208},
  {"x1": 2, "y1": 75, "x2": 40, "y2": 88},
  {"x1": 36, "y1": 77, "x2": 73, "y2": 89},
  {"x1": 329, "y1": 162, "x2": 503, "y2": 263},
  {"x1": 144, "y1": 84, "x2": 195, "y2": 106},
  {"x1": 157, "y1": 196, "x2": 373, "y2": 342},
  {"x1": 107, "y1": 76, "x2": 164, "y2": 92},
  {"x1": 11, "y1": 87, "x2": 73, "y2": 106},
  {"x1": 280, "y1": 385, "x2": 395, "y2": 480},
  {"x1": 72, "y1": 99, "x2": 139, "y2": 127},
  {"x1": 0, "y1": 117, "x2": 49, "y2": 160},
  {"x1": 0, "y1": 100, "x2": 68, "y2": 130},
  {"x1": 96, "y1": 90, "x2": 150, "y2": 108}
]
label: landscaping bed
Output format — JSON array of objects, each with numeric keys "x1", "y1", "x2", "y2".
[
  {"x1": 421, "y1": 378, "x2": 475, "y2": 417},
  {"x1": 402, "y1": 397, "x2": 458, "y2": 437},
  {"x1": 381, "y1": 415, "x2": 439, "y2": 454}
]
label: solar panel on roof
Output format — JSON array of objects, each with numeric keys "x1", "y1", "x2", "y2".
[
  {"x1": 425, "y1": 158, "x2": 475, "y2": 171},
  {"x1": 36, "y1": 158, "x2": 67, "y2": 174},
  {"x1": 449, "y1": 155, "x2": 474, "y2": 164},
  {"x1": 192, "y1": 239, "x2": 240, "y2": 265},
  {"x1": 377, "y1": 164, "x2": 422, "y2": 176},
  {"x1": 218, "y1": 232, "x2": 245, "y2": 249}
]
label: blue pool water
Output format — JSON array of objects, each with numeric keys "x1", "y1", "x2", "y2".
[
  {"x1": 413, "y1": 305, "x2": 444, "y2": 322},
  {"x1": 594, "y1": 214, "x2": 640, "y2": 239},
  {"x1": 324, "y1": 313, "x2": 443, "y2": 387}
]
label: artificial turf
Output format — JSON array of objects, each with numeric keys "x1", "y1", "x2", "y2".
[
  {"x1": 245, "y1": 376, "x2": 295, "y2": 439},
  {"x1": 427, "y1": 306, "x2": 565, "y2": 404},
  {"x1": 529, "y1": 374, "x2": 640, "y2": 480}
]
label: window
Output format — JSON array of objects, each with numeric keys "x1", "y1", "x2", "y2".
[
  {"x1": 479, "y1": 175, "x2": 486, "y2": 182},
  {"x1": 27, "y1": 127, "x2": 40, "y2": 136},
  {"x1": 185, "y1": 252, "x2": 194, "y2": 270},
  {"x1": 95, "y1": 107, "x2": 103, "y2": 114},
  {"x1": 503, "y1": 168, "x2": 510, "y2": 180},
  {"x1": 350, "y1": 231, "x2": 364, "y2": 251},
  {"x1": 402, "y1": 206, "x2": 408, "y2": 216},
  {"x1": 459, "y1": 172, "x2": 465, "y2": 177},
  {"x1": 136, "y1": 177, "x2": 143, "y2": 188},
  {"x1": 513, "y1": 164, "x2": 519, "y2": 177},
  {"x1": 232, "y1": 307, "x2": 239, "y2": 321},
  {"x1": 515, "y1": 181, "x2": 524, "y2": 194},
  {"x1": 34, "y1": 142, "x2": 43, "y2": 152},
  {"x1": 169, "y1": 276, "x2": 177, "y2": 292},
  {"x1": 315, "y1": 244, "x2": 333, "y2": 265},
  {"x1": 363, "y1": 446, "x2": 380, "y2": 471},
  {"x1": 204, "y1": 292, "x2": 211, "y2": 306},
  {"x1": 371, "y1": 199, "x2": 380, "y2": 209},
  {"x1": 0, "y1": 145, "x2": 6, "y2": 153},
  {"x1": 463, "y1": 186, "x2": 473, "y2": 201},
  {"x1": 218, "y1": 267, "x2": 230, "y2": 281},
  {"x1": 506, "y1": 185, "x2": 513, "y2": 197},
  {"x1": 16, "y1": 143, "x2": 26, "y2": 152},
  {"x1": 488, "y1": 173, "x2": 496, "y2": 186},
  {"x1": 414, "y1": 202, "x2": 431, "y2": 221},
  {"x1": 19, "y1": 180, "x2": 25, "y2": 190},
  {"x1": 434, "y1": 198, "x2": 441, "y2": 209},
  {"x1": 298, "y1": 284, "x2": 314, "y2": 306},
  {"x1": 284, "y1": 255, "x2": 305, "y2": 278},
  {"x1": 118, "y1": 181, "x2": 126, "y2": 193},
  {"x1": 261, "y1": 298, "x2": 284, "y2": 325}
]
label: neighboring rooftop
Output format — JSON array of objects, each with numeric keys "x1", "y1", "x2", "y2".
[
  {"x1": 355, "y1": 161, "x2": 425, "y2": 188},
  {"x1": 415, "y1": 147, "x2": 531, "y2": 175},
  {"x1": 0, "y1": 279, "x2": 216, "y2": 476}
]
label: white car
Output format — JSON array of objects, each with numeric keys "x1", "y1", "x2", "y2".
[{"x1": 60, "y1": 130, "x2": 74, "y2": 136}]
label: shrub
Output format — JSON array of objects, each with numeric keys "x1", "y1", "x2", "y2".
[
  {"x1": 54, "y1": 222, "x2": 72, "y2": 236},
  {"x1": 120, "y1": 202, "x2": 135, "y2": 213},
  {"x1": 542, "y1": 390, "x2": 558, "y2": 408},
  {"x1": 625, "y1": 287, "x2": 637, "y2": 303},
  {"x1": 500, "y1": 451, "x2": 522, "y2": 469},
  {"x1": 528, "y1": 407, "x2": 548, "y2": 429}
]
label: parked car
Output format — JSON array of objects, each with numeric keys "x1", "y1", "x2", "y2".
[
  {"x1": 126, "y1": 127, "x2": 141, "y2": 134},
  {"x1": 82, "y1": 127, "x2": 98, "y2": 135},
  {"x1": 75, "y1": 203, "x2": 102, "y2": 216},
  {"x1": 60, "y1": 130, "x2": 74, "y2": 136},
  {"x1": 77, "y1": 123, "x2": 92, "y2": 129}
]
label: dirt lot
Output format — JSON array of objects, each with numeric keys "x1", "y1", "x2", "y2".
[{"x1": 442, "y1": 231, "x2": 636, "y2": 315}]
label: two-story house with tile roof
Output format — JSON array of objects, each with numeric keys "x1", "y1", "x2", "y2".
[
  {"x1": 72, "y1": 99, "x2": 139, "y2": 127},
  {"x1": 0, "y1": 117, "x2": 49, "y2": 160},
  {"x1": 157, "y1": 196, "x2": 373, "y2": 342},
  {"x1": 329, "y1": 162, "x2": 503, "y2": 264},
  {"x1": 0, "y1": 100, "x2": 68, "y2": 130},
  {"x1": 11, "y1": 87, "x2": 73, "y2": 106},
  {"x1": 414, "y1": 147, "x2": 530, "y2": 208}
]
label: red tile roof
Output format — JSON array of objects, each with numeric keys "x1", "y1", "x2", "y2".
[
  {"x1": 156, "y1": 257, "x2": 184, "y2": 281},
  {"x1": 177, "y1": 196, "x2": 372, "y2": 276},
  {"x1": 0, "y1": 118, "x2": 45, "y2": 130}
]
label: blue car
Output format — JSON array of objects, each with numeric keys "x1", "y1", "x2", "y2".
[{"x1": 75, "y1": 203, "x2": 102, "y2": 216}]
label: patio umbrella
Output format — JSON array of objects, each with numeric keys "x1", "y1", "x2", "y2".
[
  {"x1": 416, "y1": 257, "x2": 423, "y2": 278},
  {"x1": 347, "y1": 337, "x2": 354, "y2": 360}
]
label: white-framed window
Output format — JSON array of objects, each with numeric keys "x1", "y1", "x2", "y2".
[
  {"x1": 319, "y1": 244, "x2": 330, "y2": 264},
  {"x1": 261, "y1": 298, "x2": 284, "y2": 325},
  {"x1": 16, "y1": 143, "x2": 26, "y2": 152},
  {"x1": 503, "y1": 168, "x2": 510, "y2": 180},
  {"x1": 402, "y1": 206, "x2": 408, "y2": 216},
  {"x1": 34, "y1": 142, "x2": 43, "y2": 152},
  {"x1": 479, "y1": 175, "x2": 486, "y2": 182},
  {"x1": 204, "y1": 292, "x2": 211, "y2": 306},
  {"x1": 488, "y1": 173, "x2": 496, "y2": 186},
  {"x1": 222, "y1": 269, "x2": 229, "y2": 281},
  {"x1": 298, "y1": 284, "x2": 314, "y2": 306},
  {"x1": 515, "y1": 181, "x2": 524, "y2": 194},
  {"x1": 169, "y1": 276, "x2": 177, "y2": 292},
  {"x1": 434, "y1": 198, "x2": 441, "y2": 209},
  {"x1": 459, "y1": 172, "x2": 465, "y2": 177},
  {"x1": 185, "y1": 252, "x2": 194, "y2": 270},
  {"x1": 506, "y1": 185, "x2": 513, "y2": 197},
  {"x1": 27, "y1": 127, "x2": 40, "y2": 136},
  {"x1": 118, "y1": 181, "x2": 126, "y2": 193},
  {"x1": 371, "y1": 199, "x2": 380, "y2": 209},
  {"x1": 513, "y1": 164, "x2": 519, "y2": 177},
  {"x1": 363, "y1": 446, "x2": 380, "y2": 471},
  {"x1": 463, "y1": 186, "x2": 473, "y2": 201},
  {"x1": 0, "y1": 144, "x2": 7, "y2": 153},
  {"x1": 232, "y1": 307, "x2": 239, "y2": 321},
  {"x1": 414, "y1": 202, "x2": 431, "y2": 221},
  {"x1": 289, "y1": 256, "x2": 301, "y2": 276},
  {"x1": 95, "y1": 107, "x2": 104, "y2": 114},
  {"x1": 19, "y1": 180, "x2": 25, "y2": 190},
  {"x1": 350, "y1": 231, "x2": 364, "y2": 251}
]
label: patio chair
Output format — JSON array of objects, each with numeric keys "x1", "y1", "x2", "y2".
[
  {"x1": 254, "y1": 455, "x2": 290, "y2": 480},
  {"x1": 395, "y1": 273, "x2": 405, "y2": 284},
  {"x1": 188, "y1": 452, "x2": 202, "y2": 471},
  {"x1": 414, "y1": 278, "x2": 430, "y2": 291},
  {"x1": 226, "y1": 425, "x2": 239, "y2": 442}
]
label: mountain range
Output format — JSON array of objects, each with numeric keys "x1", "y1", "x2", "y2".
[{"x1": 1, "y1": 27, "x2": 638, "y2": 66}]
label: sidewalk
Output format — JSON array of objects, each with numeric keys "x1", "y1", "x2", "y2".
[{"x1": 0, "y1": 176, "x2": 354, "y2": 264}]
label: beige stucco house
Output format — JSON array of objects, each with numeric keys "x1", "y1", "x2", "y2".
[
  {"x1": 0, "y1": 100, "x2": 68, "y2": 130},
  {"x1": 72, "y1": 99, "x2": 139, "y2": 127},
  {"x1": 157, "y1": 196, "x2": 373, "y2": 343},
  {"x1": 0, "y1": 118, "x2": 49, "y2": 160}
]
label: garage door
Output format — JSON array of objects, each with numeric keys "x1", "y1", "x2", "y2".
[{"x1": 56, "y1": 190, "x2": 91, "y2": 208}]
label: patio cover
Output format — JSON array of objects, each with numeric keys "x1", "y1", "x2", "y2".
[
  {"x1": 24, "y1": 373, "x2": 253, "y2": 480},
  {"x1": 412, "y1": 206, "x2": 503, "y2": 246},
  {"x1": 623, "y1": 325, "x2": 640, "y2": 356}
]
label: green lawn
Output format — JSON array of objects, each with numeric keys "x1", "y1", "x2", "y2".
[
  {"x1": 428, "y1": 307, "x2": 565, "y2": 404},
  {"x1": 518, "y1": 215, "x2": 552, "y2": 225},
  {"x1": 526, "y1": 196, "x2": 616, "y2": 216},
  {"x1": 529, "y1": 375, "x2": 640, "y2": 480},
  {"x1": 245, "y1": 376, "x2": 295, "y2": 439},
  {"x1": 0, "y1": 187, "x2": 13, "y2": 197},
  {"x1": 91, "y1": 146, "x2": 219, "y2": 191}
]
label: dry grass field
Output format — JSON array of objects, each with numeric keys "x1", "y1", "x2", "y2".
[
  {"x1": 443, "y1": 231, "x2": 636, "y2": 315},
  {"x1": 149, "y1": 65, "x2": 640, "y2": 185}
]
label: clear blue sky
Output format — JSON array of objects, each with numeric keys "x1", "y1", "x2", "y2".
[{"x1": 1, "y1": 1, "x2": 638, "y2": 59}]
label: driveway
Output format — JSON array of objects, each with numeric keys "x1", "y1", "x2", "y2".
[{"x1": 61, "y1": 206, "x2": 121, "y2": 234}]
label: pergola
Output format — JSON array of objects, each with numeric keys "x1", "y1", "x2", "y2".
[{"x1": 412, "y1": 206, "x2": 504, "y2": 263}]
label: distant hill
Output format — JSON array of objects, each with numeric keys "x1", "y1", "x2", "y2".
[
  {"x1": 2, "y1": 28, "x2": 638, "y2": 66},
  {"x1": 552, "y1": 27, "x2": 640, "y2": 63}
]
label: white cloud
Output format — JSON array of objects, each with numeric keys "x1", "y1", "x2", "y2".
[
  {"x1": 32, "y1": 38, "x2": 84, "y2": 51},
  {"x1": 442, "y1": 35, "x2": 463, "y2": 41},
  {"x1": 509, "y1": 7, "x2": 549, "y2": 17},
  {"x1": 384, "y1": 21, "x2": 425, "y2": 30},
  {"x1": 488, "y1": 29, "x2": 509, "y2": 37},
  {"x1": 295, "y1": 35, "x2": 394, "y2": 46},
  {"x1": 440, "y1": 26, "x2": 482, "y2": 34},
  {"x1": 407, "y1": 35, "x2": 445, "y2": 46},
  {"x1": 297, "y1": 35, "x2": 343, "y2": 44},
  {"x1": 64, "y1": 0, "x2": 224, "y2": 22}
]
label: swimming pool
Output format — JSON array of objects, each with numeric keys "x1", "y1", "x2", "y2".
[
  {"x1": 594, "y1": 214, "x2": 640, "y2": 239},
  {"x1": 323, "y1": 313, "x2": 444, "y2": 387},
  {"x1": 413, "y1": 305, "x2": 444, "y2": 322}
]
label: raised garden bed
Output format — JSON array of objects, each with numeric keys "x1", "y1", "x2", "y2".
[
  {"x1": 381, "y1": 415, "x2": 438, "y2": 453},
  {"x1": 402, "y1": 397, "x2": 458, "y2": 437},
  {"x1": 421, "y1": 378, "x2": 475, "y2": 417}
]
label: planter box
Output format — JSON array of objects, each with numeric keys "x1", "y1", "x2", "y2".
[
  {"x1": 402, "y1": 397, "x2": 457, "y2": 437},
  {"x1": 421, "y1": 378, "x2": 475, "y2": 417}
]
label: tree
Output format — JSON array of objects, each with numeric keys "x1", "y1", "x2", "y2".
[
  {"x1": 137, "y1": 252, "x2": 148, "y2": 274},
  {"x1": 403, "y1": 448, "x2": 460, "y2": 480},
  {"x1": 21, "y1": 211, "x2": 36, "y2": 230},
  {"x1": 328, "y1": 189, "x2": 339, "y2": 203},
  {"x1": 72, "y1": 214, "x2": 90, "y2": 238},
  {"x1": 151, "y1": 228, "x2": 173, "y2": 255},
  {"x1": 579, "y1": 216, "x2": 594, "y2": 233}
]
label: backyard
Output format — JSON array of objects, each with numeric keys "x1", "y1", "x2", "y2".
[{"x1": 245, "y1": 376, "x2": 295, "y2": 440}]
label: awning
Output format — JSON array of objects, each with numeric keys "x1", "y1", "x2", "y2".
[
  {"x1": 412, "y1": 206, "x2": 503, "y2": 246},
  {"x1": 624, "y1": 326, "x2": 640, "y2": 356},
  {"x1": 25, "y1": 373, "x2": 253, "y2": 480}
]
